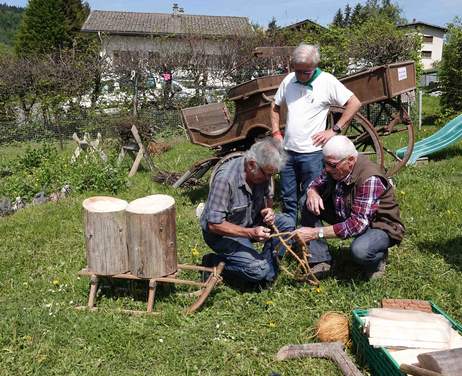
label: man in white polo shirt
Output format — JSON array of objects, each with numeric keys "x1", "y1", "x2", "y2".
[{"x1": 270, "y1": 43, "x2": 361, "y2": 272}]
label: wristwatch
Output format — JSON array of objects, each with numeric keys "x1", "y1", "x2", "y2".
[
  {"x1": 332, "y1": 123, "x2": 342, "y2": 134},
  {"x1": 317, "y1": 227, "x2": 324, "y2": 239}
]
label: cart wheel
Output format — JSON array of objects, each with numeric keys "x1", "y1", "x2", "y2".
[
  {"x1": 365, "y1": 100, "x2": 415, "y2": 177},
  {"x1": 173, "y1": 157, "x2": 220, "y2": 188},
  {"x1": 328, "y1": 106, "x2": 384, "y2": 168}
]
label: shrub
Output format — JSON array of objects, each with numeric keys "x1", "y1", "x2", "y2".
[{"x1": 0, "y1": 144, "x2": 128, "y2": 200}]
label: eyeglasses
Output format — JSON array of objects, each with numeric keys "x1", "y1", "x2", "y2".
[
  {"x1": 294, "y1": 69, "x2": 315, "y2": 76},
  {"x1": 324, "y1": 157, "x2": 349, "y2": 169}
]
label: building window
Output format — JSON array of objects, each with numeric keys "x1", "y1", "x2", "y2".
[
  {"x1": 423, "y1": 35, "x2": 433, "y2": 43},
  {"x1": 422, "y1": 50, "x2": 432, "y2": 59}
]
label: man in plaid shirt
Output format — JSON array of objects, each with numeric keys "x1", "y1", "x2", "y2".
[
  {"x1": 201, "y1": 138, "x2": 294, "y2": 287},
  {"x1": 295, "y1": 135, "x2": 404, "y2": 279}
]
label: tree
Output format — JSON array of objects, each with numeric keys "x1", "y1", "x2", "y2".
[
  {"x1": 348, "y1": 16, "x2": 421, "y2": 69},
  {"x1": 267, "y1": 17, "x2": 278, "y2": 35},
  {"x1": 279, "y1": 26, "x2": 350, "y2": 76},
  {"x1": 332, "y1": 0, "x2": 405, "y2": 28},
  {"x1": 15, "y1": 0, "x2": 89, "y2": 55},
  {"x1": 344, "y1": 4, "x2": 352, "y2": 27},
  {"x1": 0, "y1": 3, "x2": 24, "y2": 47},
  {"x1": 350, "y1": 4, "x2": 364, "y2": 27},
  {"x1": 332, "y1": 9, "x2": 344, "y2": 27},
  {"x1": 439, "y1": 18, "x2": 462, "y2": 112}
]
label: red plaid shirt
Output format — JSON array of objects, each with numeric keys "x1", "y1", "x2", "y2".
[{"x1": 309, "y1": 170, "x2": 386, "y2": 239}]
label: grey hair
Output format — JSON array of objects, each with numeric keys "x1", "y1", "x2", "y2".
[
  {"x1": 323, "y1": 135, "x2": 358, "y2": 160},
  {"x1": 245, "y1": 138, "x2": 287, "y2": 171},
  {"x1": 292, "y1": 43, "x2": 320, "y2": 66}
]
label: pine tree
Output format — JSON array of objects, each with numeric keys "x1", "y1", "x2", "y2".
[
  {"x1": 350, "y1": 3, "x2": 364, "y2": 27},
  {"x1": 332, "y1": 9, "x2": 344, "y2": 27},
  {"x1": 15, "y1": 0, "x2": 89, "y2": 55},
  {"x1": 344, "y1": 4, "x2": 352, "y2": 27}
]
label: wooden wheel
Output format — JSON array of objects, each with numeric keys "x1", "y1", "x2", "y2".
[
  {"x1": 328, "y1": 106, "x2": 384, "y2": 168},
  {"x1": 365, "y1": 99, "x2": 415, "y2": 177}
]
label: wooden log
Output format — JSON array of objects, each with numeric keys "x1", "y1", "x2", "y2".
[
  {"x1": 83, "y1": 196, "x2": 129, "y2": 275},
  {"x1": 126, "y1": 194, "x2": 177, "y2": 278},
  {"x1": 417, "y1": 348, "x2": 462, "y2": 375}
]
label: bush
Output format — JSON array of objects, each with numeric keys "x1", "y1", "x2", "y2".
[{"x1": 0, "y1": 144, "x2": 128, "y2": 200}]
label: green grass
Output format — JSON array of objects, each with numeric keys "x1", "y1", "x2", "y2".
[{"x1": 1, "y1": 128, "x2": 462, "y2": 375}]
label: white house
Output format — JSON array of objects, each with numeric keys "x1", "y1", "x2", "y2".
[
  {"x1": 398, "y1": 21, "x2": 447, "y2": 70},
  {"x1": 81, "y1": 6, "x2": 254, "y2": 66}
]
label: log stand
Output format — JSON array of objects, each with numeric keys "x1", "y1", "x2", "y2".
[
  {"x1": 78, "y1": 262, "x2": 224, "y2": 315},
  {"x1": 117, "y1": 125, "x2": 155, "y2": 177}
]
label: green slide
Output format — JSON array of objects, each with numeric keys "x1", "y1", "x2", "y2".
[{"x1": 396, "y1": 113, "x2": 462, "y2": 165}]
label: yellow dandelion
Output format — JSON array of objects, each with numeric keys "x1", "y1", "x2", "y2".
[
  {"x1": 52, "y1": 279, "x2": 60, "y2": 286},
  {"x1": 191, "y1": 247, "x2": 199, "y2": 257},
  {"x1": 315, "y1": 287, "x2": 322, "y2": 293},
  {"x1": 268, "y1": 321, "x2": 276, "y2": 328},
  {"x1": 400, "y1": 190, "x2": 405, "y2": 195},
  {"x1": 265, "y1": 300, "x2": 274, "y2": 305}
]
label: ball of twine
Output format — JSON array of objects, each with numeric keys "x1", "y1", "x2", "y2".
[{"x1": 315, "y1": 311, "x2": 349, "y2": 344}]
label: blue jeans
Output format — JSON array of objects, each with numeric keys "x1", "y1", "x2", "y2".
[
  {"x1": 280, "y1": 150, "x2": 324, "y2": 226},
  {"x1": 202, "y1": 214, "x2": 295, "y2": 284},
  {"x1": 302, "y1": 209, "x2": 393, "y2": 268}
]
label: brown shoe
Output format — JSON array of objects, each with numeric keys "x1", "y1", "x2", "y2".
[{"x1": 309, "y1": 262, "x2": 332, "y2": 280}]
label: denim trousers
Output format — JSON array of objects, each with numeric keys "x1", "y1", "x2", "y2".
[
  {"x1": 302, "y1": 209, "x2": 393, "y2": 268},
  {"x1": 202, "y1": 214, "x2": 295, "y2": 284},
  {"x1": 280, "y1": 150, "x2": 324, "y2": 226}
]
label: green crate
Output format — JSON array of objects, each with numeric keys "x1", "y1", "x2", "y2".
[{"x1": 351, "y1": 302, "x2": 462, "y2": 376}]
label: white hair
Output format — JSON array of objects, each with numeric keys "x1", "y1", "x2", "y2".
[
  {"x1": 323, "y1": 135, "x2": 358, "y2": 160},
  {"x1": 292, "y1": 43, "x2": 320, "y2": 66},
  {"x1": 245, "y1": 138, "x2": 287, "y2": 171}
]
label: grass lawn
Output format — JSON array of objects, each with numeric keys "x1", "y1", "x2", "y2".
[{"x1": 1, "y1": 110, "x2": 462, "y2": 375}]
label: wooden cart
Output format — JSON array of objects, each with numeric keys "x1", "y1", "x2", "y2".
[{"x1": 173, "y1": 60, "x2": 416, "y2": 187}]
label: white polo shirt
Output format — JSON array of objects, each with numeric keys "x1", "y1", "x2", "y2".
[{"x1": 274, "y1": 71, "x2": 353, "y2": 153}]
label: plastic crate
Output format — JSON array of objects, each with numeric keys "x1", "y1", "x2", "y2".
[{"x1": 351, "y1": 302, "x2": 462, "y2": 376}]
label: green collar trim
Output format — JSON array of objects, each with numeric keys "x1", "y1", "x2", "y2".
[{"x1": 296, "y1": 67, "x2": 322, "y2": 90}]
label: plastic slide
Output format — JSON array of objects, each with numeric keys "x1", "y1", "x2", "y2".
[{"x1": 396, "y1": 113, "x2": 462, "y2": 165}]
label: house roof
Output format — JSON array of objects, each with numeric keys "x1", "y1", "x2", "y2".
[
  {"x1": 81, "y1": 10, "x2": 254, "y2": 37},
  {"x1": 280, "y1": 18, "x2": 326, "y2": 31},
  {"x1": 398, "y1": 21, "x2": 447, "y2": 33}
]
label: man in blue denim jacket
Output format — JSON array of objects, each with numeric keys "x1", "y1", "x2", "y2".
[{"x1": 200, "y1": 138, "x2": 294, "y2": 286}]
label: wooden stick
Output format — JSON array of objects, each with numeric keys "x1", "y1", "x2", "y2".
[
  {"x1": 185, "y1": 262, "x2": 225, "y2": 314},
  {"x1": 87, "y1": 275, "x2": 98, "y2": 308},
  {"x1": 400, "y1": 364, "x2": 443, "y2": 376},
  {"x1": 146, "y1": 279, "x2": 157, "y2": 313},
  {"x1": 276, "y1": 342, "x2": 363, "y2": 376}
]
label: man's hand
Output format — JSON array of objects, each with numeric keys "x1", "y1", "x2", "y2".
[
  {"x1": 312, "y1": 129, "x2": 335, "y2": 147},
  {"x1": 306, "y1": 188, "x2": 324, "y2": 216},
  {"x1": 292, "y1": 227, "x2": 319, "y2": 243},
  {"x1": 261, "y1": 207, "x2": 275, "y2": 226},
  {"x1": 249, "y1": 226, "x2": 271, "y2": 242}
]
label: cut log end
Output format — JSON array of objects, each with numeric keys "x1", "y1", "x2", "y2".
[
  {"x1": 126, "y1": 194, "x2": 175, "y2": 214},
  {"x1": 83, "y1": 196, "x2": 128, "y2": 212}
]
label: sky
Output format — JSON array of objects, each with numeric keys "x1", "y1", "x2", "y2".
[{"x1": 3, "y1": 0, "x2": 460, "y2": 28}]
